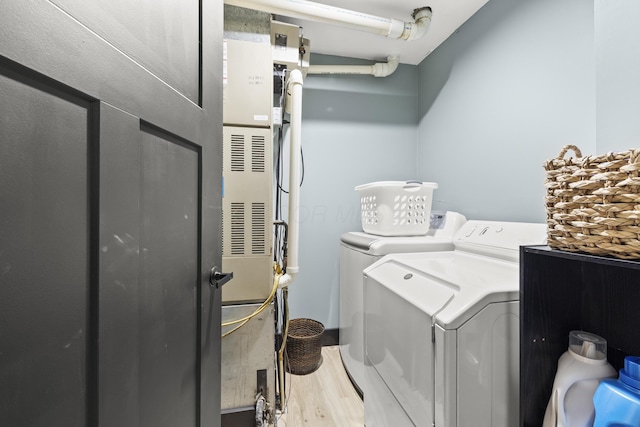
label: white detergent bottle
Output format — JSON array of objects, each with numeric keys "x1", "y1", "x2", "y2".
[{"x1": 542, "y1": 331, "x2": 616, "y2": 427}]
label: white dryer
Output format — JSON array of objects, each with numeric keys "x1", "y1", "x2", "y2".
[
  {"x1": 363, "y1": 220, "x2": 546, "y2": 427},
  {"x1": 339, "y1": 211, "x2": 466, "y2": 396}
]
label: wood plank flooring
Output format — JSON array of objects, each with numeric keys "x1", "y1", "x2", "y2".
[{"x1": 275, "y1": 346, "x2": 364, "y2": 427}]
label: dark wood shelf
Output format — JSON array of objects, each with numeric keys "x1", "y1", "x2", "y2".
[{"x1": 520, "y1": 245, "x2": 640, "y2": 427}]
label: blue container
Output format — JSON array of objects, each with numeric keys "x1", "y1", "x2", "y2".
[{"x1": 593, "y1": 356, "x2": 640, "y2": 427}]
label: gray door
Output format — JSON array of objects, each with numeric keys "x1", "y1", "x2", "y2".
[{"x1": 0, "y1": 1, "x2": 223, "y2": 426}]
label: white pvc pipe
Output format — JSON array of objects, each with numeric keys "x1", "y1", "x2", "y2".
[
  {"x1": 308, "y1": 56, "x2": 399, "y2": 77},
  {"x1": 405, "y1": 7, "x2": 433, "y2": 41},
  {"x1": 279, "y1": 69, "x2": 303, "y2": 288},
  {"x1": 224, "y1": 0, "x2": 432, "y2": 41}
]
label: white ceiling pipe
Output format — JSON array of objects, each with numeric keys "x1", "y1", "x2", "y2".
[
  {"x1": 405, "y1": 7, "x2": 432, "y2": 41},
  {"x1": 224, "y1": 0, "x2": 432, "y2": 41},
  {"x1": 308, "y1": 55, "x2": 399, "y2": 77}
]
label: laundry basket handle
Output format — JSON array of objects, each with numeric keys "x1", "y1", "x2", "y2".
[
  {"x1": 403, "y1": 180, "x2": 423, "y2": 191},
  {"x1": 557, "y1": 145, "x2": 582, "y2": 159}
]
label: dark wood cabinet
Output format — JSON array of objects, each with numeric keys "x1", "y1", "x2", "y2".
[{"x1": 520, "y1": 245, "x2": 640, "y2": 427}]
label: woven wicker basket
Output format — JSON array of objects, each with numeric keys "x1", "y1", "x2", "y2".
[
  {"x1": 544, "y1": 145, "x2": 640, "y2": 259},
  {"x1": 286, "y1": 318, "x2": 324, "y2": 375}
]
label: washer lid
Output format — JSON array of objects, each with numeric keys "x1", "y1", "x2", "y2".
[
  {"x1": 341, "y1": 231, "x2": 454, "y2": 254},
  {"x1": 340, "y1": 211, "x2": 466, "y2": 255},
  {"x1": 340, "y1": 232, "x2": 379, "y2": 251}
]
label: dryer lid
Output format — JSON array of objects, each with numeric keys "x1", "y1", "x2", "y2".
[
  {"x1": 364, "y1": 259, "x2": 453, "y2": 427},
  {"x1": 364, "y1": 257, "x2": 455, "y2": 317},
  {"x1": 364, "y1": 250, "x2": 520, "y2": 329}
]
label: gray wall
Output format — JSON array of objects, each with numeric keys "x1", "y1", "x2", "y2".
[
  {"x1": 416, "y1": 0, "x2": 595, "y2": 222},
  {"x1": 595, "y1": 0, "x2": 640, "y2": 152},
  {"x1": 291, "y1": 0, "x2": 640, "y2": 330},
  {"x1": 286, "y1": 55, "x2": 419, "y2": 329}
]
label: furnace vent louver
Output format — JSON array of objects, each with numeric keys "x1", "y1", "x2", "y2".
[
  {"x1": 252, "y1": 136, "x2": 265, "y2": 173},
  {"x1": 224, "y1": 202, "x2": 267, "y2": 256},
  {"x1": 252, "y1": 202, "x2": 266, "y2": 254},
  {"x1": 231, "y1": 202, "x2": 245, "y2": 255},
  {"x1": 231, "y1": 134, "x2": 245, "y2": 172}
]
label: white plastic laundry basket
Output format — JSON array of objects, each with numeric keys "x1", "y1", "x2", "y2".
[{"x1": 355, "y1": 181, "x2": 438, "y2": 236}]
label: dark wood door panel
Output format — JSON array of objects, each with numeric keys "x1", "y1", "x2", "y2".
[
  {"x1": 139, "y1": 125, "x2": 200, "y2": 427},
  {"x1": 49, "y1": 0, "x2": 200, "y2": 104},
  {"x1": 1, "y1": 1, "x2": 202, "y2": 141},
  {"x1": 98, "y1": 105, "x2": 202, "y2": 427},
  {"x1": 0, "y1": 62, "x2": 94, "y2": 427}
]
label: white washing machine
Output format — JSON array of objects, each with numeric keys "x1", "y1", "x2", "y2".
[
  {"x1": 339, "y1": 211, "x2": 467, "y2": 397},
  {"x1": 363, "y1": 220, "x2": 546, "y2": 427}
]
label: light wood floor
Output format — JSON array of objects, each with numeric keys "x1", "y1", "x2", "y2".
[{"x1": 275, "y1": 346, "x2": 364, "y2": 427}]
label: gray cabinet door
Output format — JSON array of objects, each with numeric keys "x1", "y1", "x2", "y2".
[{"x1": 0, "y1": 1, "x2": 223, "y2": 426}]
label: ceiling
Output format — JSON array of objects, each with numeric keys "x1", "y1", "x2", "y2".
[{"x1": 275, "y1": 0, "x2": 490, "y2": 65}]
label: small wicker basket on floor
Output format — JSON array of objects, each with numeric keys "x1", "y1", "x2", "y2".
[
  {"x1": 286, "y1": 318, "x2": 324, "y2": 375},
  {"x1": 544, "y1": 145, "x2": 640, "y2": 259}
]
